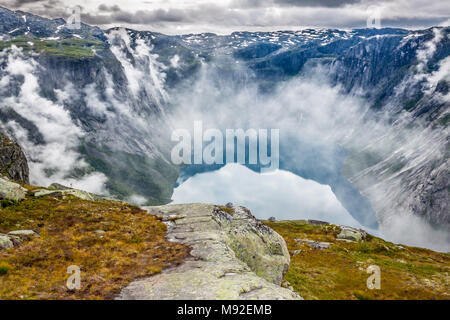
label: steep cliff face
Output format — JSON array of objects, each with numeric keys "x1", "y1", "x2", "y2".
[
  {"x1": 0, "y1": 131, "x2": 29, "y2": 184},
  {"x1": 0, "y1": 7, "x2": 176, "y2": 204},
  {"x1": 332, "y1": 28, "x2": 450, "y2": 233}
]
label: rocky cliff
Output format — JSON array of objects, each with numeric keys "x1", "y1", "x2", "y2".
[{"x1": 0, "y1": 131, "x2": 29, "y2": 184}]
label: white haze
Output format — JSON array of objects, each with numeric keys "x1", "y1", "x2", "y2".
[
  {"x1": 0, "y1": 46, "x2": 108, "y2": 194},
  {"x1": 168, "y1": 52, "x2": 449, "y2": 251}
]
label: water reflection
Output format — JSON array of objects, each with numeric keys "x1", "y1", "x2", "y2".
[{"x1": 172, "y1": 163, "x2": 378, "y2": 232}]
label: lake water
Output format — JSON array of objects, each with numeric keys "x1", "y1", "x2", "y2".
[{"x1": 172, "y1": 163, "x2": 379, "y2": 234}]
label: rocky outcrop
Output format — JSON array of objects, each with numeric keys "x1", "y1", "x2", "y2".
[
  {"x1": 0, "y1": 176, "x2": 27, "y2": 201},
  {"x1": 33, "y1": 187, "x2": 102, "y2": 201},
  {"x1": 31, "y1": 183, "x2": 117, "y2": 202},
  {"x1": 0, "y1": 234, "x2": 14, "y2": 249},
  {"x1": 0, "y1": 230, "x2": 37, "y2": 250},
  {"x1": 117, "y1": 203, "x2": 300, "y2": 300},
  {"x1": 294, "y1": 239, "x2": 332, "y2": 249},
  {"x1": 8, "y1": 230, "x2": 38, "y2": 237},
  {"x1": 337, "y1": 226, "x2": 367, "y2": 242},
  {"x1": 0, "y1": 132, "x2": 29, "y2": 184}
]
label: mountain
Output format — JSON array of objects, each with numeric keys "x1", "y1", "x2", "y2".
[{"x1": 0, "y1": 6, "x2": 448, "y2": 249}]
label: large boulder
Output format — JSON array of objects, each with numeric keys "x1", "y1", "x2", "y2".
[
  {"x1": 0, "y1": 234, "x2": 14, "y2": 250},
  {"x1": 0, "y1": 230, "x2": 38, "y2": 250},
  {"x1": 8, "y1": 230, "x2": 39, "y2": 237},
  {"x1": 117, "y1": 203, "x2": 300, "y2": 300},
  {"x1": 218, "y1": 206, "x2": 290, "y2": 285},
  {"x1": 0, "y1": 176, "x2": 27, "y2": 201},
  {"x1": 0, "y1": 132, "x2": 29, "y2": 184},
  {"x1": 337, "y1": 226, "x2": 368, "y2": 242}
]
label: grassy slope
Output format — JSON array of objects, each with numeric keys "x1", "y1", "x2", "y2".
[
  {"x1": 1, "y1": 182, "x2": 448, "y2": 300},
  {"x1": 266, "y1": 220, "x2": 450, "y2": 300},
  {"x1": 0, "y1": 186, "x2": 189, "y2": 300},
  {"x1": 0, "y1": 36, "x2": 105, "y2": 59}
]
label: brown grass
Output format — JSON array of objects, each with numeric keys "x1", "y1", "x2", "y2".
[
  {"x1": 218, "y1": 206, "x2": 234, "y2": 216},
  {"x1": 0, "y1": 194, "x2": 189, "y2": 300},
  {"x1": 266, "y1": 220, "x2": 450, "y2": 300}
]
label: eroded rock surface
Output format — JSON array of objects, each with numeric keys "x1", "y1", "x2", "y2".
[
  {"x1": 0, "y1": 176, "x2": 26, "y2": 201},
  {"x1": 117, "y1": 203, "x2": 301, "y2": 300},
  {"x1": 294, "y1": 239, "x2": 332, "y2": 250},
  {"x1": 337, "y1": 226, "x2": 368, "y2": 242},
  {"x1": 0, "y1": 132, "x2": 29, "y2": 184}
]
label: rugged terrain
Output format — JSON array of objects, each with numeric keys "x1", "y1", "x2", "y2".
[
  {"x1": 118, "y1": 204, "x2": 300, "y2": 300},
  {"x1": 0, "y1": 6, "x2": 448, "y2": 250},
  {"x1": 1, "y1": 183, "x2": 448, "y2": 300},
  {"x1": 0, "y1": 142, "x2": 448, "y2": 299},
  {"x1": 0, "y1": 182, "x2": 189, "y2": 299}
]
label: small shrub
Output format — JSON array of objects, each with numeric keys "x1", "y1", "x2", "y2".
[
  {"x1": 0, "y1": 199, "x2": 17, "y2": 208},
  {"x1": 357, "y1": 242, "x2": 371, "y2": 253},
  {"x1": 129, "y1": 235, "x2": 144, "y2": 243},
  {"x1": 218, "y1": 206, "x2": 234, "y2": 216},
  {"x1": 354, "y1": 292, "x2": 371, "y2": 300},
  {"x1": 0, "y1": 262, "x2": 13, "y2": 275}
]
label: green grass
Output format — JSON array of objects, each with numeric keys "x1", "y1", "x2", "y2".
[
  {"x1": 265, "y1": 220, "x2": 450, "y2": 300},
  {"x1": 0, "y1": 36, "x2": 106, "y2": 59}
]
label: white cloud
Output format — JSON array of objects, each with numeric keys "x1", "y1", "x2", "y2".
[
  {"x1": 2, "y1": 0, "x2": 449, "y2": 34},
  {"x1": 0, "y1": 46, "x2": 108, "y2": 194}
]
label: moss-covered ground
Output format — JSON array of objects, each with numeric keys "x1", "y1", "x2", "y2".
[{"x1": 0, "y1": 36, "x2": 105, "y2": 59}]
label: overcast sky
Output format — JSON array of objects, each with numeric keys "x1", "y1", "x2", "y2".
[{"x1": 1, "y1": 0, "x2": 449, "y2": 34}]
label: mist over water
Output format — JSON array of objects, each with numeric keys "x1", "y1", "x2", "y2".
[
  {"x1": 169, "y1": 61, "x2": 377, "y2": 221},
  {"x1": 168, "y1": 58, "x2": 449, "y2": 252},
  {"x1": 172, "y1": 163, "x2": 380, "y2": 235}
]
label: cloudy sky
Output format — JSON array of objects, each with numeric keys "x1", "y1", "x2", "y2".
[{"x1": 1, "y1": 0, "x2": 449, "y2": 34}]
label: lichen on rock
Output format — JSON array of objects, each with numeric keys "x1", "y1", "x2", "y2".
[
  {"x1": 0, "y1": 176, "x2": 27, "y2": 202},
  {"x1": 337, "y1": 226, "x2": 367, "y2": 242},
  {"x1": 117, "y1": 203, "x2": 301, "y2": 300},
  {"x1": 215, "y1": 206, "x2": 290, "y2": 285}
]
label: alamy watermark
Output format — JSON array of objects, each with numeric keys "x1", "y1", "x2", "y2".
[
  {"x1": 366, "y1": 6, "x2": 383, "y2": 29},
  {"x1": 66, "y1": 265, "x2": 81, "y2": 290},
  {"x1": 366, "y1": 265, "x2": 381, "y2": 290},
  {"x1": 66, "y1": 6, "x2": 81, "y2": 30},
  {"x1": 171, "y1": 121, "x2": 279, "y2": 173}
]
